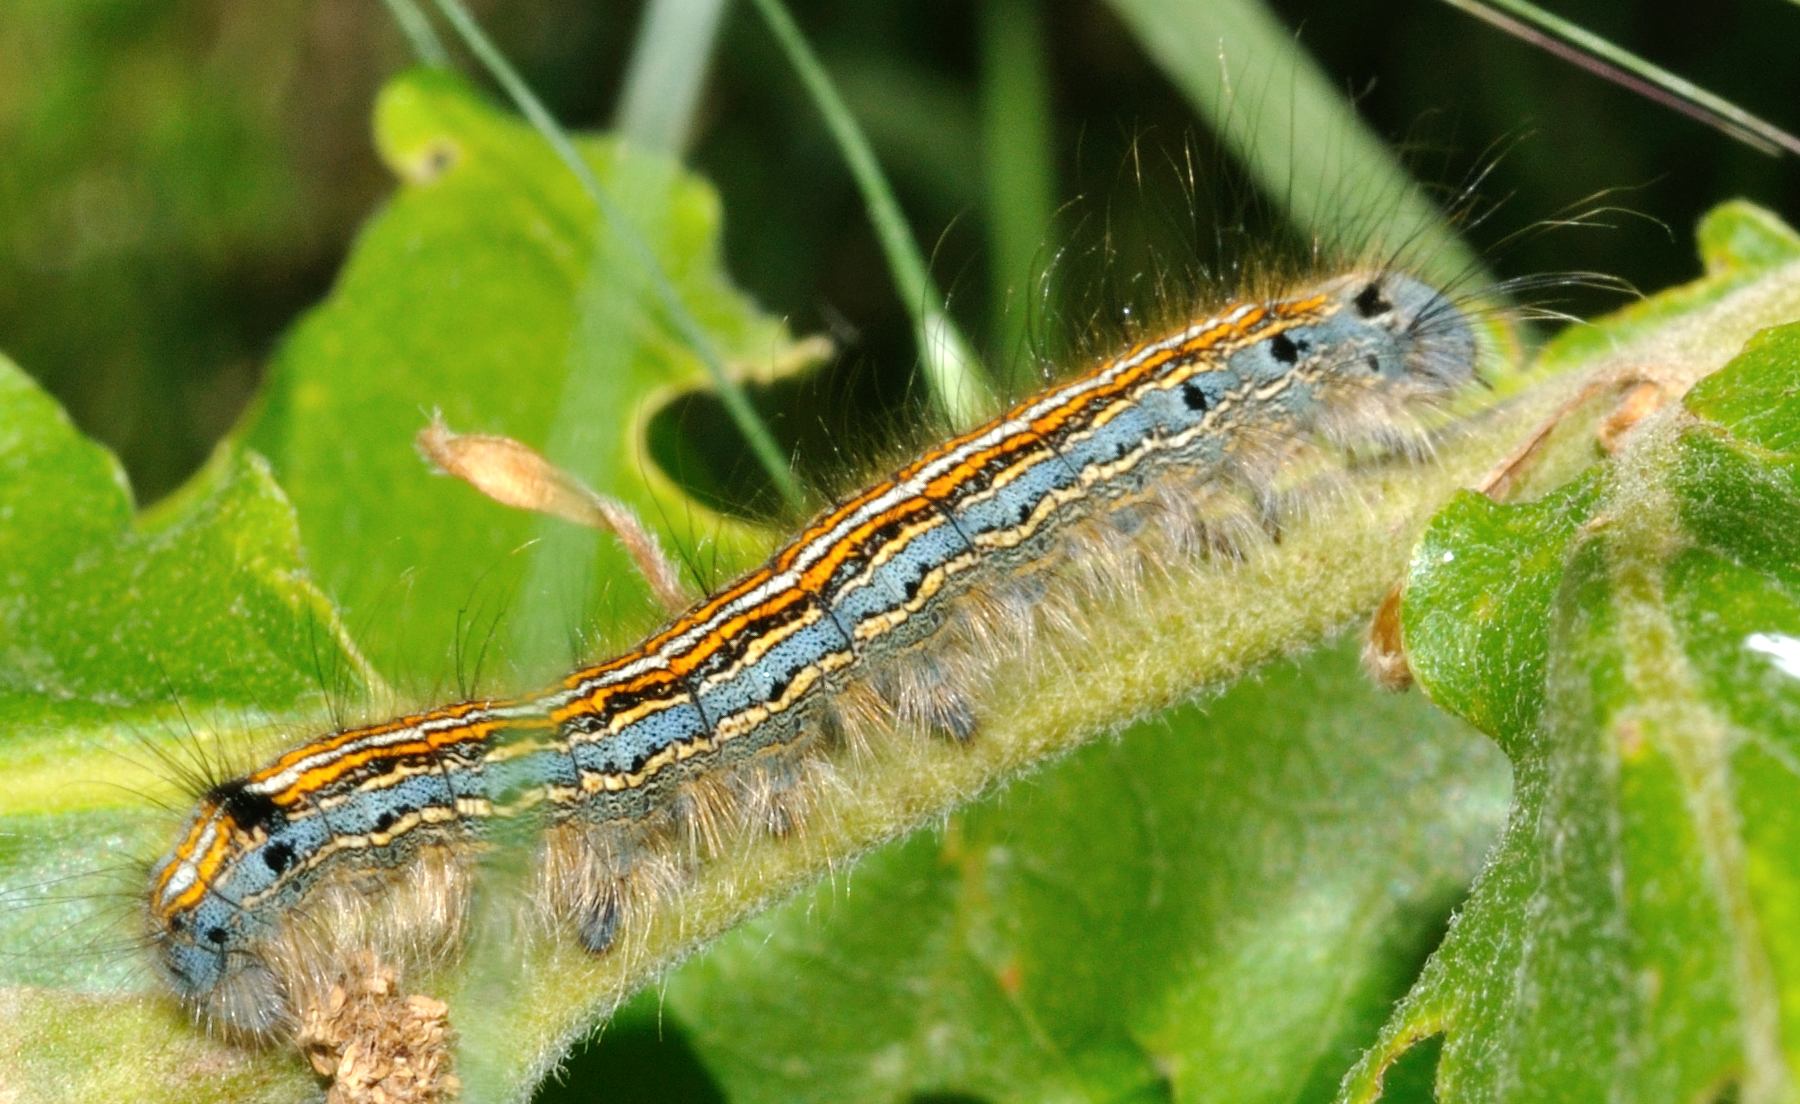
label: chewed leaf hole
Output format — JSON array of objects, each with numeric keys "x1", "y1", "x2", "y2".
[{"x1": 1372, "y1": 1032, "x2": 1443, "y2": 1102}]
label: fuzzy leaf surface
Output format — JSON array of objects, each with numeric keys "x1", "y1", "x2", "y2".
[
  {"x1": 633, "y1": 641, "x2": 1508, "y2": 1104},
  {"x1": 1344, "y1": 212, "x2": 1800, "y2": 1104}
]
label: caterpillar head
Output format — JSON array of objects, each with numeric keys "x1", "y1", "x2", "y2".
[
  {"x1": 1225, "y1": 271, "x2": 1478, "y2": 397},
  {"x1": 146, "y1": 788, "x2": 291, "y2": 1036}
]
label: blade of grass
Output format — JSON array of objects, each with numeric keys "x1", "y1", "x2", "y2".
[
  {"x1": 1440, "y1": 0, "x2": 1800, "y2": 158},
  {"x1": 979, "y1": 0, "x2": 1057, "y2": 366},
  {"x1": 1103, "y1": 0, "x2": 1485, "y2": 287},
  {"x1": 834, "y1": 63, "x2": 984, "y2": 217},
  {"x1": 427, "y1": 0, "x2": 807, "y2": 513},
  {"x1": 746, "y1": 0, "x2": 993, "y2": 427},
  {"x1": 615, "y1": 0, "x2": 729, "y2": 154},
  {"x1": 378, "y1": 0, "x2": 450, "y2": 67}
]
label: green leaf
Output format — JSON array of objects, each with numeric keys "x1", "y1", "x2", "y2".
[
  {"x1": 236, "y1": 68, "x2": 806, "y2": 686},
  {"x1": 0, "y1": 352, "x2": 357, "y2": 1101},
  {"x1": 1533, "y1": 200, "x2": 1800, "y2": 376},
  {"x1": 0, "y1": 351, "x2": 376, "y2": 819},
  {"x1": 647, "y1": 640, "x2": 1509, "y2": 1104},
  {"x1": 1347, "y1": 282, "x2": 1800, "y2": 1097},
  {"x1": 0, "y1": 361, "x2": 372, "y2": 743}
]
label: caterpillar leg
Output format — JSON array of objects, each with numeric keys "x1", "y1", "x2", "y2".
[
  {"x1": 881, "y1": 653, "x2": 979, "y2": 742},
  {"x1": 578, "y1": 892, "x2": 621, "y2": 954}
]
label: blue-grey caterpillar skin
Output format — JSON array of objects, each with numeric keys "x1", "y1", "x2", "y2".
[{"x1": 148, "y1": 271, "x2": 1478, "y2": 1035}]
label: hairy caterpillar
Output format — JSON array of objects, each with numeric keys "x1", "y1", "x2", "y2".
[{"x1": 146, "y1": 265, "x2": 1480, "y2": 1043}]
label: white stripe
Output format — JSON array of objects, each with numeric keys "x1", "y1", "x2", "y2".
[
  {"x1": 243, "y1": 706, "x2": 505, "y2": 796},
  {"x1": 158, "y1": 816, "x2": 218, "y2": 905},
  {"x1": 562, "y1": 303, "x2": 1251, "y2": 702}
]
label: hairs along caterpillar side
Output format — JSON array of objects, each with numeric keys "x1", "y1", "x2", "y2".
[{"x1": 145, "y1": 258, "x2": 1484, "y2": 1046}]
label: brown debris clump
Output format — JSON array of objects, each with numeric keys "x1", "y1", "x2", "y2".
[{"x1": 297, "y1": 952, "x2": 459, "y2": 1104}]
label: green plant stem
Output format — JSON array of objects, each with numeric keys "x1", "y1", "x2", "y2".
[
  {"x1": 378, "y1": 0, "x2": 451, "y2": 67},
  {"x1": 427, "y1": 0, "x2": 807, "y2": 512},
  {"x1": 979, "y1": 0, "x2": 1057, "y2": 366},
  {"x1": 615, "y1": 0, "x2": 728, "y2": 154},
  {"x1": 747, "y1": 0, "x2": 993, "y2": 427},
  {"x1": 1104, "y1": 0, "x2": 1485, "y2": 285}
]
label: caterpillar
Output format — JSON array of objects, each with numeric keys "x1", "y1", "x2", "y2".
[{"x1": 146, "y1": 265, "x2": 1480, "y2": 1043}]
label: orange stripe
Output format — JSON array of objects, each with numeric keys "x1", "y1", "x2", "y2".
[
  {"x1": 157, "y1": 809, "x2": 233, "y2": 917},
  {"x1": 663, "y1": 582, "x2": 813, "y2": 680},
  {"x1": 552, "y1": 663, "x2": 685, "y2": 724},
  {"x1": 248, "y1": 301, "x2": 1330, "y2": 825},
  {"x1": 795, "y1": 494, "x2": 940, "y2": 595},
  {"x1": 266, "y1": 719, "x2": 505, "y2": 807},
  {"x1": 248, "y1": 700, "x2": 490, "y2": 781},
  {"x1": 774, "y1": 476, "x2": 908, "y2": 572},
  {"x1": 922, "y1": 428, "x2": 1045, "y2": 501}
]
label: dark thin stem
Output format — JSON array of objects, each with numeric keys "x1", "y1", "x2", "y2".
[{"x1": 1443, "y1": 0, "x2": 1800, "y2": 158}]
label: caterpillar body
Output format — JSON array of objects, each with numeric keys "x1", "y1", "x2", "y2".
[{"x1": 147, "y1": 268, "x2": 1479, "y2": 1038}]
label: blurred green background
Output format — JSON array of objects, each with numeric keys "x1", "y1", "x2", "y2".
[{"x1": 2, "y1": 0, "x2": 1796, "y2": 507}]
